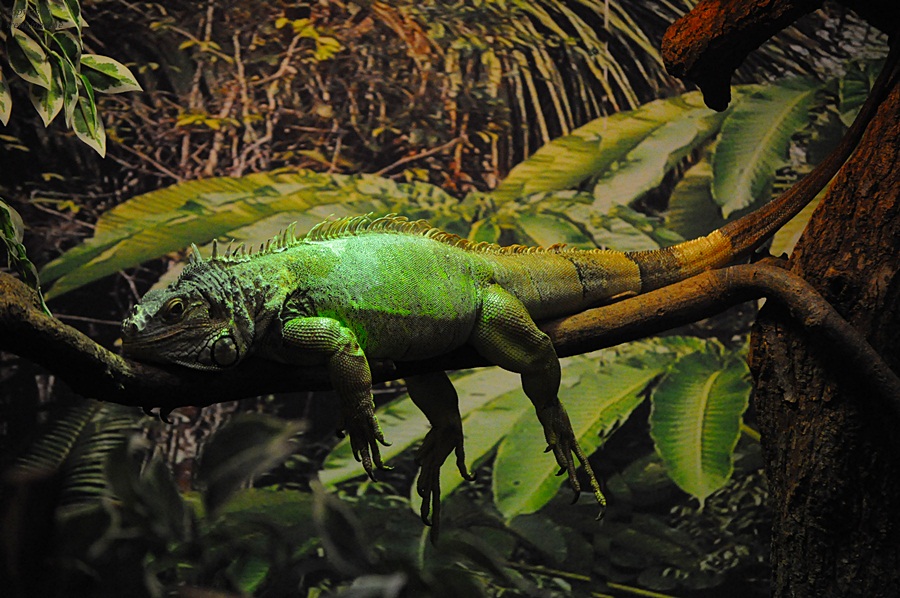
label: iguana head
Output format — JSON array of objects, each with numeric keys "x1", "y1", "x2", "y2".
[{"x1": 122, "y1": 254, "x2": 255, "y2": 370}]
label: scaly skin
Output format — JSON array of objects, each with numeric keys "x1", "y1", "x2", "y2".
[
  {"x1": 117, "y1": 211, "x2": 810, "y2": 529},
  {"x1": 121, "y1": 47, "x2": 897, "y2": 530}
]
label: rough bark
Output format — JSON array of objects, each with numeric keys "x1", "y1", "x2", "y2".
[
  {"x1": 750, "y1": 69, "x2": 900, "y2": 598},
  {"x1": 662, "y1": 0, "x2": 822, "y2": 110}
]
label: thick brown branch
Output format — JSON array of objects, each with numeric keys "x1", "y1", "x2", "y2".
[
  {"x1": 662, "y1": 0, "x2": 822, "y2": 110},
  {"x1": 2, "y1": 262, "x2": 897, "y2": 414}
]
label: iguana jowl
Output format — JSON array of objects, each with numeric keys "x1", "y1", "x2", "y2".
[{"x1": 120, "y1": 49, "x2": 895, "y2": 528}]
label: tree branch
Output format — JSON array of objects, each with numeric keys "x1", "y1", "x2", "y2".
[{"x1": 2, "y1": 262, "x2": 897, "y2": 415}]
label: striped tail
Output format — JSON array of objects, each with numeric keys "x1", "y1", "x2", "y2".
[{"x1": 627, "y1": 41, "x2": 900, "y2": 293}]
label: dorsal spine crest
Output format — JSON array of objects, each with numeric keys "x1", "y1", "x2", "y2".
[{"x1": 188, "y1": 213, "x2": 604, "y2": 266}]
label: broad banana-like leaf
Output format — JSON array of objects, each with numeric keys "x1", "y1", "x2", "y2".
[
  {"x1": 663, "y1": 156, "x2": 726, "y2": 241},
  {"x1": 320, "y1": 367, "x2": 523, "y2": 488},
  {"x1": 712, "y1": 78, "x2": 823, "y2": 217},
  {"x1": 491, "y1": 91, "x2": 724, "y2": 204},
  {"x1": 649, "y1": 346, "x2": 750, "y2": 506},
  {"x1": 39, "y1": 170, "x2": 456, "y2": 299},
  {"x1": 492, "y1": 340, "x2": 693, "y2": 519}
]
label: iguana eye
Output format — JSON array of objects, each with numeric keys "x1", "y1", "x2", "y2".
[{"x1": 162, "y1": 297, "x2": 186, "y2": 322}]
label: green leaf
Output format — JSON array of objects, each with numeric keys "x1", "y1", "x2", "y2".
[
  {"x1": 0, "y1": 69, "x2": 10, "y2": 125},
  {"x1": 838, "y1": 60, "x2": 879, "y2": 126},
  {"x1": 664, "y1": 156, "x2": 726, "y2": 240},
  {"x1": 649, "y1": 346, "x2": 750, "y2": 505},
  {"x1": 72, "y1": 87, "x2": 106, "y2": 156},
  {"x1": 28, "y1": 56, "x2": 65, "y2": 126},
  {"x1": 196, "y1": 414, "x2": 305, "y2": 515},
  {"x1": 322, "y1": 367, "x2": 524, "y2": 488},
  {"x1": 493, "y1": 343, "x2": 682, "y2": 519},
  {"x1": 590, "y1": 115, "x2": 723, "y2": 212},
  {"x1": 11, "y1": 400, "x2": 140, "y2": 505},
  {"x1": 11, "y1": 0, "x2": 28, "y2": 28},
  {"x1": 712, "y1": 78, "x2": 822, "y2": 217},
  {"x1": 491, "y1": 91, "x2": 720, "y2": 204},
  {"x1": 769, "y1": 190, "x2": 824, "y2": 257},
  {"x1": 40, "y1": 170, "x2": 457, "y2": 299},
  {"x1": 80, "y1": 54, "x2": 142, "y2": 94},
  {"x1": 515, "y1": 212, "x2": 593, "y2": 247},
  {"x1": 1, "y1": 199, "x2": 50, "y2": 314},
  {"x1": 8, "y1": 28, "x2": 53, "y2": 89}
]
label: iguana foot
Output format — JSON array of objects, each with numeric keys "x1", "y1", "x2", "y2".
[
  {"x1": 415, "y1": 422, "x2": 474, "y2": 529},
  {"x1": 343, "y1": 410, "x2": 390, "y2": 480},
  {"x1": 538, "y1": 401, "x2": 607, "y2": 519}
]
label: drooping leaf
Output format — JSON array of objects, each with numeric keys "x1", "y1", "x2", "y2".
[
  {"x1": 664, "y1": 156, "x2": 726, "y2": 241},
  {"x1": 492, "y1": 342, "x2": 686, "y2": 519},
  {"x1": 11, "y1": 0, "x2": 27, "y2": 28},
  {"x1": 769, "y1": 190, "x2": 824, "y2": 257},
  {"x1": 71, "y1": 77, "x2": 106, "y2": 157},
  {"x1": 196, "y1": 413, "x2": 306, "y2": 515},
  {"x1": 11, "y1": 399, "x2": 141, "y2": 505},
  {"x1": 8, "y1": 28, "x2": 53, "y2": 88},
  {"x1": 491, "y1": 91, "x2": 721, "y2": 204},
  {"x1": 80, "y1": 54, "x2": 142, "y2": 94},
  {"x1": 649, "y1": 346, "x2": 750, "y2": 505},
  {"x1": 590, "y1": 115, "x2": 723, "y2": 212},
  {"x1": 28, "y1": 55, "x2": 65, "y2": 126},
  {"x1": 838, "y1": 59, "x2": 879, "y2": 127},
  {"x1": 1, "y1": 199, "x2": 50, "y2": 314},
  {"x1": 39, "y1": 170, "x2": 457, "y2": 299},
  {"x1": 321, "y1": 367, "x2": 524, "y2": 488},
  {"x1": 712, "y1": 78, "x2": 823, "y2": 217},
  {"x1": 0, "y1": 69, "x2": 11, "y2": 125}
]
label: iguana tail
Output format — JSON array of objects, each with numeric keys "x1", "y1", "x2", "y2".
[{"x1": 627, "y1": 40, "x2": 900, "y2": 293}]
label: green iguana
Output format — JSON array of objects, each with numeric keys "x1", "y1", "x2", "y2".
[{"x1": 121, "y1": 51, "x2": 897, "y2": 530}]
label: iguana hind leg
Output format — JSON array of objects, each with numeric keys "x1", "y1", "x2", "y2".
[
  {"x1": 406, "y1": 371, "x2": 474, "y2": 532},
  {"x1": 281, "y1": 317, "x2": 388, "y2": 478},
  {"x1": 470, "y1": 285, "x2": 606, "y2": 514}
]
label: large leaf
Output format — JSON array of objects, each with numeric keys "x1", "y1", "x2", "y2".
[
  {"x1": 8, "y1": 27, "x2": 52, "y2": 88},
  {"x1": 649, "y1": 346, "x2": 750, "y2": 505},
  {"x1": 491, "y1": 91, "x2": 722, "y2": 204},
  {"x1": 196, "y1": 414, "x2": 306, "y2": 515},
  {"x1": 39, "y1": 170, "x2": 457, "y2": 299},
  {"x1": 711, "y1": 78, "x2": 823, "y2": 217},
  {"x1": 11, "y1": 399, "x2": 141, "y2": 505},
  {"x1": 320, "y1": 367, "x2": 524, "y2": 488},
  {"x1": 0, "y1": 68, "x2": 11, "y2": 125},
  {"x1": 492, "y1": 340, "x2": 693, "y2": 519},
  {"x1": 80, "y1": 54, "x2": 142, "y2": 94},
  {"x1": 590, "y1": 116, "x2": 721, "y2": 212},
  {"x1": 663, "y1": 156, "x2": 726, "y2": 241}
]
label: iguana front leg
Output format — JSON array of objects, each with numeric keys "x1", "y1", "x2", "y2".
[
  {"x1": 281, "y1": 317, "x2": 388, "y2": 478},
  {"x1": 471, "y1": 285, "x2": 606, "y2": 515},
  {"x1": 406, "y1": 372, "x2": 475, "y2": 531}
]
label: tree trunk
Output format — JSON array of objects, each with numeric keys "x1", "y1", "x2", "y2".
[{"x1": 750, "y1": 74, "x2": 900, "y2": 596}]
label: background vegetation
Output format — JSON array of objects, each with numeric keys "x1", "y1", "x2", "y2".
[{"x1": 0, "y1": 1, "x2": 887, "y2": 596}]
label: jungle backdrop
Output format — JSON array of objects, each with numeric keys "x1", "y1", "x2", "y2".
[{"x1": 0, "y1": 1, "x2": 889, "y2": 597}]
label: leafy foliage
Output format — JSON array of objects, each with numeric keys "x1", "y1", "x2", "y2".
[
  {"x1": 650, "y1": 347, "x2": 750, "y2": 505},
  {"x1": 323, "y1": 337, "x2": 751, "y2": 519},
  {"x1": 1, "y1": 197, "x2": 49, "y2": 313},
  {"x1": 9, "y1": 399, "x2": 141, "y2": 505},
  {"x1": 0, "y1": 0, "x2": 141, "y2": 154},
  {"x1": 38, "y1": 170, "x2": 458, "y2": 299},
  {"x1": 712, "y1": 79, "x2": 823, "y2": 217}
]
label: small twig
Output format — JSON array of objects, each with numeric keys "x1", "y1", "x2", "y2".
[{"x1": 374, "y1": 136, "x2": 465, "y2": 176}]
